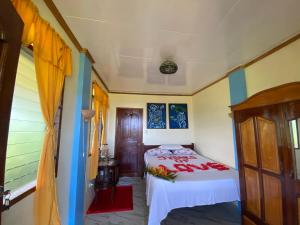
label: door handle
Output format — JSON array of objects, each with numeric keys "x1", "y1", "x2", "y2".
[
  {"x1": 0, "y1": 186, "x2": 11, "y2": 210},
  {"x1": 0, "y1": 31, "x2": 5, "y2": 41}
]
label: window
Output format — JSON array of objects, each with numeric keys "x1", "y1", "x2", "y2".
[
  {"x1": 5, "y1": 50, "x2": 45, "y2": 192},
  {"x1": 4, "y1": 49, "x2": 63, "y2": 193},
  {"x1": 290, "y1": 119, "x2": 299, "y2": 149}
]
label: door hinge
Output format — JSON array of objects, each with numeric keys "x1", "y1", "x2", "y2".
[{"x1": 1, "y1": 186, "x2": 11, "y2": 211}]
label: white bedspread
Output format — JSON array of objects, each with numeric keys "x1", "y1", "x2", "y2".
[{"x1": 145, "y1": 152, "x2": 240, "y2": 225}]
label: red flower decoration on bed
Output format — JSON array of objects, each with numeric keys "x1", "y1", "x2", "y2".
[
  {"x1": 146, "y1": 165, "x2": 177, "y2": 182},
  {"x1": 171, "y1": 162, "x2": 229, "y2": 172}
]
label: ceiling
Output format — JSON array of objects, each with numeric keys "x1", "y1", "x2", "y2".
[{"x1": 53, "y1": 0, "x2": 300, "y2": 95}]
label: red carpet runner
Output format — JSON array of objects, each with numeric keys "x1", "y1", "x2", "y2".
[{"x1": 87, "y1": 185, "x2": 133, "y2": 214}]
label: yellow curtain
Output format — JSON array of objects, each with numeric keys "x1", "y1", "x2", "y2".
[
  {"x1": 89, "y1": 83, "x2": 108, "y2": 179},
  {"x1": 89, "y1": 83, "x2": 101, "y2": 179},
  {"x1": 33, "y1": 17, "x2": 72, "y2": 225},
  {"x1": 11, "y1": 0, "x2": 37, "y2": 44},
  {"x1": 12, "y1": 1, "x2": 72, "y2": 225},
  {"x1": 101, "y1": 94, "x2": 108, "y2": 145}
]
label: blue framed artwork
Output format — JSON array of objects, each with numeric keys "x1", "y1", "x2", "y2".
[
  {"x1": 147, "y1": 103, "x2": 166, "y2": 129},
  {"x1": 169, "y1": 104, "x2": 188, "y2": 129}
]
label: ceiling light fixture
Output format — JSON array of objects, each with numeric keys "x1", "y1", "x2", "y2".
[{"x1": 159, "y1": 60, "x2": 178, "y2": 74}]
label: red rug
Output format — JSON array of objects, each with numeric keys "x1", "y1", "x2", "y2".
[{"x1": 87, "y1": 185, "x2": 133, "y2": 214}]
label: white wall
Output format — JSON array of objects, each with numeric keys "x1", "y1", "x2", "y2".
[
  {"x1": 107, "y1": 94, "x2": 193, "y2": 155},
  {"x1": 2, "y1": 194, "x2": 34, "y2": 225},
  {"x1": 246, "y1": 38, "x2": 300, "y2": 96},
  {"x1": 192, "y1": 79, "x2": 235, "y2": 168}
]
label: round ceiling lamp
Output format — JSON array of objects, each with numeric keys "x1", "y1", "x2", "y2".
[{"x1": 159, "y1": 60, "x2": 178, "y2": 74}]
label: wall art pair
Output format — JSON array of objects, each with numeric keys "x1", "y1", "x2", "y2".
[{"x1": 147, "y1": 103, "x2": 188, "y2": 129}]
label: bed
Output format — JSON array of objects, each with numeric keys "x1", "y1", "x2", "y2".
[{"x1": 143, "y1": 144, "x2": 240, "y2": 225}]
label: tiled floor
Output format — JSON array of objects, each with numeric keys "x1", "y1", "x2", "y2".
[{"x1": 85, "y1": 177, "x2": 241, "y2": 225}]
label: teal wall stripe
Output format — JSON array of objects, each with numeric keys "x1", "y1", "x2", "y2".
[
  {"x1": 229, "y1": 68, "x2": 247, "y2": 105},
  {"x1": 68, "y1": 53, "x2": 92, "y2": 225},
  {"x1": 229, "y1": 68, "x2": 247, "y2": 169},
  {"x1": 228, "y1": 68, "x2": 247, "y2": 210}
]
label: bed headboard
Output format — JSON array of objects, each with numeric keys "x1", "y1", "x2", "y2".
[{"x1": 143, "y1": 143, "x2": 194, "y2": 153}]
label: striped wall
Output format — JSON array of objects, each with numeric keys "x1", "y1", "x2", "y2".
[{"x1": 5, "y1": 51, "x2": 45, "y2": 191}]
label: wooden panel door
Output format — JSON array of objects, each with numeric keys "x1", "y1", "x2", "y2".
[
  {"x1": 240, "y1": 118, "x2": 258, "y2": 167},
  {"x1": 262, "y1": 174, "x2": 283, "y2": 225},
  {"x1": 0, "y1": 0, "x2": 23, "y2": 220},
  {"x1": 257, "y1": 117, "x2": 281, "y2": 174},
  {"x1": 244, "y1": 167, "x2": 261, "y2": 218},
  {"x1": 234, "y1": 105, "x2": 285, "y2": 225},
  {"x1": 115, "y1": 108, "x2": 143, "y2": 177}
]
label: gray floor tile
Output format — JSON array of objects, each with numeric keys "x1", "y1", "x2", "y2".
[{"x1": 85, "y1": 177, "x2": 241, "y2": 225}]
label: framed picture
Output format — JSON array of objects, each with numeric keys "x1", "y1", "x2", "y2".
[
  {"x1": 169, "y1": 104, "x2": 189, "y2": 129},
  {"x1": 147, "y1": 103, "x2": 166, "y2": 129}
]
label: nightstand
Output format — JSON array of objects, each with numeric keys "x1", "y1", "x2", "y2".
[{"x1": 95, "y1": 158, "x2": 119, "y2": 201}]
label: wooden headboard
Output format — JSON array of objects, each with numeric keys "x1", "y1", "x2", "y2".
[{"x1": 143, "y1": 143, "x2": 194, "y2": 153}]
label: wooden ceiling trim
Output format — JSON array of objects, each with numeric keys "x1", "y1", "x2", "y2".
[
  {"x1": 45, "y1": 0, "x2": 300, "y2": 97},
  {"x1": 80, "y1": 48, "x2": 95, "y2": 64},
  {"x1": 44, "y1": 0, "x2": 82, "y2": 51},
  {"x1": 244, "y1": 32, "x2": 300, "y2": 68},
  {"x1": 44, "y1": 0, "x2": 106, "y2": 85},
  {"x1": 192, "y1": 66, "x2": 243, "y2": 96},
  {"x1": 192, "y1": 32, "x2": 300, "y2": 96},
  {"x1": 92, "y1": 66, "x2": 109, "y2": 92}
]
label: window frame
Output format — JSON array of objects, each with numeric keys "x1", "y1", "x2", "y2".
[
  {"x1": 88, "y1": 88, "x2": 95, "y2": 157},
  {"x1": 2, "y1": 46, "x2": 64, "y2": 209},
  {"x1": 54, "y1": 85, "x2": 64, "y2": 177}
]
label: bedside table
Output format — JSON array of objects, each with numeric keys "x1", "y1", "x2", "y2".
[{"x1": 95, "y1": 159, "x2": 119, "y2": 201}]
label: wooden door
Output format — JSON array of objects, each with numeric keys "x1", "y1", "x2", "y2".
[
  {"x1": 115, "y1": 108, "x2": 143, "y2": 177},
  {"x1": 283, "y1": 100, "x2": 300, "y2": 225},
  {"x1": 0, "y1": 0, "x2": 23, "y2": 220},
  {"x1": 234, "y1": 105, "x2": 286, "y2": 225}
]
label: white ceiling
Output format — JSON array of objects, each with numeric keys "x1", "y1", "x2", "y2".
[{"x1": 53, "y1": 0, "x2": 300, "y2": 95}]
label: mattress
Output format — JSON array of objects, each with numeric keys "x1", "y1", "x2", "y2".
[{"x1": 144, "y1": 150, "x2": 240, "y2": 225}]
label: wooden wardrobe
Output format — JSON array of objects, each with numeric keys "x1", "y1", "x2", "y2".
[{"x1": 231, "y1": 82, "x2": 300, "y2": 225}]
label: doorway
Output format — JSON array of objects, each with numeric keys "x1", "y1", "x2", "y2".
[{"x1": 115, "y1": 108, "x2": 143, "y2": 177}]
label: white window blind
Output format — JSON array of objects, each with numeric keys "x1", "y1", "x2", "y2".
[{"x1": 5, "y1": 50, "x2": 45, "y2": 191}]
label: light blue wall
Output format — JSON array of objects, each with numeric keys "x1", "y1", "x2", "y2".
[
  {"x1": 68, "y1": 53, "x2": 92, "y2": 225},
  {"x1": 229, "y1": 68, "x2": 247, "y2": 106},
  {"x1": 228, "y1": 68, "x2": 247, "y2": 210},
  {"x1": 228, "y1": 68, "x2": 247, "y2": 169}
]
